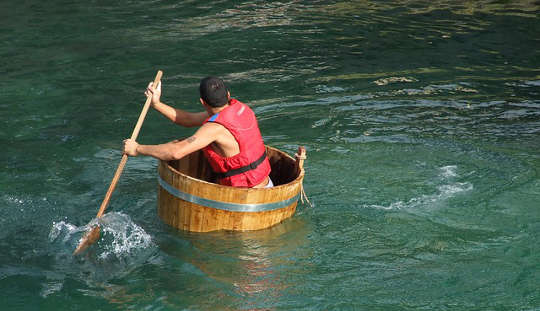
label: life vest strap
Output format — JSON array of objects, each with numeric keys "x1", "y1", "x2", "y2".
[{"x1": 213, "y1": 151, "x2": 267, "y2": 179}]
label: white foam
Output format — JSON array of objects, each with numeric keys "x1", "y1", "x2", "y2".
[
  {"x1": 440, "y1": 165, "x2": 458, "y2": 178},
  {"x1": 49, "y1": 220, "x2": 86, "y2": 243},
  {"x1": 371, "y1": 165, "x2": 473, "y2": 211},
  {"x1": 46, "y1": 212, "x2": 156, "y2": 292},
  {"x1": 48, "y1": 212, "x2": 153, "y2": 259},
  {"x1": 40, "y1": 281, "x2": 63, "y2": 298},
  {"x1": 524, "y1": 80, "x2": 540, "y2": 87},
  {"x1": 97, "y1": 213, "x2": 153, "y2": 259},
  {"x1": 437, "y1": 182, "x2": 473, "y2": 196}
]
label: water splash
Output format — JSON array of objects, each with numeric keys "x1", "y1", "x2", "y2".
[
  {"x1": 49, "y1": 212, "x2": 154, "y2": 259},
  {"x1": 46, "y1": 212, "x2": 157, "y2": 295},
  {"x1": 372, "y1": 165, "x2": 473, "y2": 211},
  {"x1": 440, "y1": 165, "x2": 458, "y2": 178},
  {"x1": 98, "y1": 213, "x2": 154, "y2": 259}
]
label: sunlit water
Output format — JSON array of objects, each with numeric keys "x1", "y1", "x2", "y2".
[{"x1": 1, "y1": 1, "x2": 539, "y2": 310}]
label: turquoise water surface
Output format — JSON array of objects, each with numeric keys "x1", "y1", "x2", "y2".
[{"x1": 1, "y1": 1, "x2": 539, "y2": 310}]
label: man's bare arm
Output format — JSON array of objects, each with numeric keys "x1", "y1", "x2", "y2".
[
  {"x1": 152, "y1": 102, "x2": 209, "y2": 127},
  {"x1": 124, "y1": 123, "x2": 223, "y2": 161},
  {"x1": 146, "y1": 81, "x2": 209, "y2": 127}
]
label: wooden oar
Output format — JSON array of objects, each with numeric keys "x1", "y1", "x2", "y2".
[{"x1": 73, "y1": 70, "x2": 163, "y2": 255}]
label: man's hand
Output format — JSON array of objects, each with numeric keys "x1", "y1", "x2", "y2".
[
  {"x1": 145, "y1": 81, "x2": 162, "y2": 106},
  {"x1": 123, "y1": 139, "x2": 139, "y2": 156}
]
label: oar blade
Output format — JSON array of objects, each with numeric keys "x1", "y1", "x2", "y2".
[{"x1": 73, "y1": 225, "x2": 101, "y2": 255}]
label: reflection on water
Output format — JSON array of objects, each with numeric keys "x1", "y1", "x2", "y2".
[
  {"x1": 317, "y1": 0, "x2": 539, "y2": 16},
  {"x1": 156, "y1": 218, "x2": 311, "y2": 310}
]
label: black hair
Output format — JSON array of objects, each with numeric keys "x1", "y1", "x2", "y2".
[{"x1": 199, "y1": 76, "x2": 228, "y2": 107}]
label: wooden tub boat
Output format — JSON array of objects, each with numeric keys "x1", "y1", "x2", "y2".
[{"x1": 157, "y1": 146, "x2": 306, "y2": 232}]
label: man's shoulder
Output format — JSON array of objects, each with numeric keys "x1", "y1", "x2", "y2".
[{"x1": 200, "y1": 120, "x2": 227, "y2": 132}]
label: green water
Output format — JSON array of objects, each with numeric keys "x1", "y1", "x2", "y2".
[{"x1": 2, "y1": 1, "x2": 539, "y2": 310}]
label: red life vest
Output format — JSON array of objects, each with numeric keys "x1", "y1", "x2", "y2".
[{"x1": 202, "y1": 99, "x2": 271, "y2": 187}]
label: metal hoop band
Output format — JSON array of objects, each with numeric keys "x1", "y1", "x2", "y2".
[{"x1": 158, "y1": 176, "x2": 299, "y2": 212}]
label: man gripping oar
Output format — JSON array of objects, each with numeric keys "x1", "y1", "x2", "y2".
[
  {"x1": 73, "y1": 70, "x2": 163, "y2": 255},
  {"x1": 123, "y1": 77, "x2": 273, "y2": 189}
]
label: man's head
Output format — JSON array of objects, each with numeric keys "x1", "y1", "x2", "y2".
[{"x1": 199, "y1": 77, "x2": 228, "y2": 107}]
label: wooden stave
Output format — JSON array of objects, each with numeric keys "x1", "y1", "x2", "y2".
[{"x1": 157, "y1": 146, "x2": 304, "y2": 232}]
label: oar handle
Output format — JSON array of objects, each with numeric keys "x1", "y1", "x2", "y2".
[
  {"x1": 95, "y1": 70, "x2": 163, "y2": 218},
  {"x1": 131, "y1": 70, "x2": 163, "y2": 140}
]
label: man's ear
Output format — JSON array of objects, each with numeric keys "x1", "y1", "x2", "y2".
[
  {"x1": 200, "y1": 98, "x2": 206, "y2": 106},
  {"x1": 227, "y1": 91, "x2": 231, "y2": 100}
]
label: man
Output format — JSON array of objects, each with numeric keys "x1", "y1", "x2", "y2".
[{"x1": 123, "y1": 76, "x2": 273, "y2": 188}]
